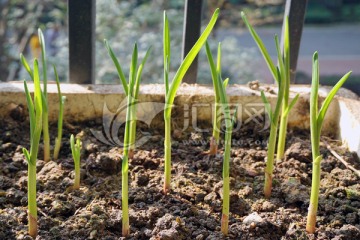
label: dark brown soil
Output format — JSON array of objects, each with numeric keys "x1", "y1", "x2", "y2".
[{"x1": 0, "y1": 119, "x2": 360, "y2": 240}]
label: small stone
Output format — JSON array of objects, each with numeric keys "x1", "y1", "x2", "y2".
[
  {"x1": 243, "y1": 212, "x2": 264, "y2": 225},
  {"x1": 204, "y1": 192, "x2": 217, "y2": 204}
]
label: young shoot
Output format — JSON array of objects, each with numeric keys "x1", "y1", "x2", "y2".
[
  {"x1": 276, "y1": 17, "x2": 299, "y2": 161},
  {"x1": 22, "y1": 59, "x2": 44, "y2": 239},
  {"x1": 306, "y1": 52, "x2": 351, "y2": 233},
  {"x1": 241, "y1": 12, "x2": 287, "y2": 198},
  {"x1": 70, "y1": 134, "x2": 81, "y2": 190},
  {"x1": 104, "y1": 41, "x2": 151, "y2": 237},
  {"x1": 104, "y1": 40, "x2": 151, "y2": 159},
  {"x1": 206, "y1": 41, "x2": 236, "y2": 236},
  {"x1": 206, "y1": 42, "x2": 229, "y2": 156},
  {"x1": 53, "y1": 66, "x2": 66, "y2": 160},
  {"x1": 163, "y1": 8, "x2": 219, "y2": 194},
  {"x1": 38, "y1": 28, "x2": 51, "y2": 162}
]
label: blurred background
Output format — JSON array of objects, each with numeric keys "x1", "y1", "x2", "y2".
[{"x1": 0, "y1": 0, "x2": 359, "y2": 94}]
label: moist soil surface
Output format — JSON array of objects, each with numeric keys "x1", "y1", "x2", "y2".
[{"x1": 0, "y1": 118, "x2": 360, "y2": 240}]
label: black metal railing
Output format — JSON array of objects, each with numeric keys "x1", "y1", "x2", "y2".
[{"x1": 68, "y1": 0, "x2": 308, "y2": 84}]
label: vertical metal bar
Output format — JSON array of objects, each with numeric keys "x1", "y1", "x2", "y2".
[
  {"x1": 182, "y1": 0, "x2": 203, "y2": 84},
  {"x1": 68, "y1": 0, "x2": 95, "y2": 84},
  {"x1": 281, "y1": 0, "x2": 308, "y2": 83}
]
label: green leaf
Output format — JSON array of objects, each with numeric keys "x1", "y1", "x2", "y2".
[
  {"x1": 22, "y1": 148, "x2": 31, "y2": 164},
  {"x1": 20, "y1": 54, "x2": 33, "y2": 80},
  {"x1": 260, "y1": 91, "x2": 273, "y2": 122},
  {"x1": 216, "y1": 42, "x2": 222, "y2": 75},
  {"x1": 165, "y1": 8, "x2": 219, "y2": 119},
  {"x1": 310, "y1": 52, "x2": 319, "y2": 138},
  {"x1": 163, "y1": 12, "x2": 170, "y2": 95},
  {"x1": 38, "y1": 28, "x2": 47, "y2": 96},
  {"x1": 24, "y1": 81, "x2": 35, "y2": 141},
  {"x1": 33, "y1": 59, "x2": 43, "y2": 120},
  {"x1": 223, "y1": 78, "x2": 229, "y2": 88},
  {"x1": 205, "y1": 41, "x2": 220, "y2": 102},
  {"x1": 134, "y1": 46, "x2": 152, "y2": 98},
  {"x1": 129, "y1": 43, "x2": 138, "y2": 97},
  {"x1": 317, "y1": 70, "x2": 352, "y2": 129},
  {"x1": 104, "y1": 39, "x2": 129, "y2": 95},
  {"x1": 241, "y1": 11, "x2": 277, "y2": 83},
  {"x1": 70, "y1": 134, "x2": 76, "y2": 161},
  {"x1": 283, "y1": 93, "x2": 299, "y2": 116},
  {"x1": 274, "y1": 35, "x2": 285, "y2": 84}
]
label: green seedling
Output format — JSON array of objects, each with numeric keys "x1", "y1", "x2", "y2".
[
  {"x1": 241, "y1": 13, "x2": 299, "y2": 162},
  {"x1": 241, "y1": 12, "x2": 288, "y2": 198},
  {"x1": 38, "y1": 28, "x2": 51, "y2": 162},
  {"x1": 206, "y1": 42, "x2": 229, "y2": 156},
  {"x1": 53, "y1": 66, "x2": 66, "y2": 160},
  {"x1": 104, "y1": 40, "x2": 151, "y2": 159},
  {"x1": 104, "y1": 41, "x2": 151, "y2": 237},
  {"x1": 22, "y1": 59, "x2": 44, "y2": 239},
  {"x1": 163, "y1": 9, "x2": 219, "y2": 194},
  {"x1": 306, "y1": 52, "x2": 351, "y2": 233},
  {"x1": 20, "y1": 29, "x2": 50, "y2": 161},
  {"x1": 276, "y1": 17, "x2": 299, "y2": 161},
  {"x1": 70, "y1": 134, "x2": 81, "y2": 190},
  {"x1": 206, "y1": 41, "x2": 236, "y2": 236}
]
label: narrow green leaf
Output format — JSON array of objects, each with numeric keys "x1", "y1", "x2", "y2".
[
  {"x1": 216, "y1": 42, "x2": 222, "y2": 74},
  {"x1": 260, "y1": 91, "x2": 273, "y2": 122},
  {"x1": 274, "y1": 35, "x2": 285, "y2": 84},
  {"x1": 38, "y1": 28, "x2": 47, "y2": 96},
  {"x1": 20, "y1": 54, "x2": 33, "y2": 80},
  {"x1": 284, "y1": 93, "x2": 299, "y2": 116},
  {"x1": 165, "y1": 8, "x2": 219, "y2": 118},
  {"x1": 223, "y1": 78, "x2": 229, "y2": 88},
  {"x1": 22, "y1": 148, "x2": 31, "y2": 163},
  {"x1": 163, "y1": 11, "x2": 170, "y2": 95},
  {"x1": 283, "y1": 16, "x2": 290, "y2": 103},
  {"x1": 241, "y1": 11, "x2": 277, "y2": 83},
  {"x1": 54, "y1": 65, "x2": 62, "y2": 102},
  {"x1": 70, "y1": 134, "x2": 76, "y2": 160},
  {"x1": 129, "y1": 43, "x2": 138, "y2": 97},
  {"x1": 134, "y1": 47, "x2": 152, "y2": 98},
  {"x1": 310, "y1": 52, "x2": 319, "y2": 139},
  {"x1": 33, "y1": 59, "x2": 43, "y2": 118},
  {"x1": 24, "y1": 81, "x2": 35, "y2": 141},
  {"x1": 104, "y1": 39, "x2": 129, "y2": 95},
  {"x1": 317, "y1": 71, "x2": 352, "y2": 129},
  {"x1": 205, "y1": 41, "x2": 220, "y2": 102}
]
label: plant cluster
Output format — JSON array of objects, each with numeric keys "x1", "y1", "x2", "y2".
[
  {"x1": 104, "y1": 39, "x2": 151, "y2": 236},
  {"x1": 241, "y1": 11, "x2": 352, "y2": 233},
  {"x1": 20, "y1": 8, "x2": 353, "y2": 239},
  {"x1": 205, "y1": 41, "x2": 237, "y2": 235},
  {"x1": 20, "y1": 29, "x2": 75, "y2": 238}
]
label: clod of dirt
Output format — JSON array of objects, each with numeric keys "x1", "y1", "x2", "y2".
[
  {"x1": 86, "y1": 152, "x2": 121, "y2": 175},
  {"x1": 151, "y1": 213, "x2": 188, "y2": 240},
  {"x1": 285, "y1": 142, "x2": 312, "y2": 163},
  {"x1": 280, "y1": 177, "x2": 309, "y2": 204}
]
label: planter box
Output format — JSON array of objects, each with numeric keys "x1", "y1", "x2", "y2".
[
  {"x1": 1, "y1": 81, "x2": 360, "y2": 239},
  {"x1": 1, "y1": 82, "x2": 359, "y2": 156}
]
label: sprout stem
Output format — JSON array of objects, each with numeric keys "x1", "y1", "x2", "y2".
[
  {"x1": 306, "y1": 52, "x2": 351, "y2": 233},
  {"x1": 162, "y1": 9, "x2": 219, "y2": 194}
]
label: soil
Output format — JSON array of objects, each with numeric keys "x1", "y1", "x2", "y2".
[{"x1": 0, "y1": 118, "x2": 360, "y2": 240}]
